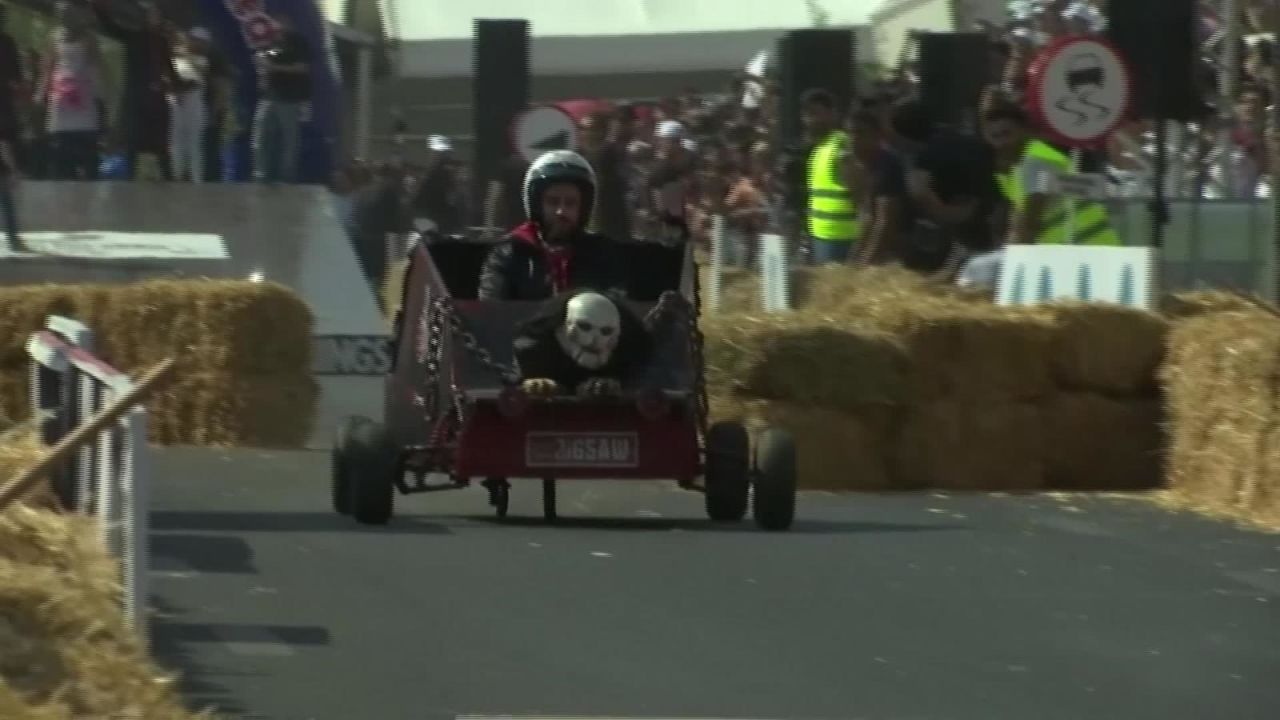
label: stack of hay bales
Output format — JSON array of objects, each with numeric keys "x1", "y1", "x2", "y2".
[
  {"x1": 705, "y1": 265, "x2": 1168, "y2": 492},
  {"x1": 0, "y1": 280, "x2": 317, "y2": 448},
  {"x1": 1161, "y1": 306, "x2": 1280, "y2": 529},
  {"x1": 0, "y1": 504, "x2": 208, "y2": 719}
]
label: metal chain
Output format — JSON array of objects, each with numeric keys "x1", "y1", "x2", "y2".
[
  {"x1": 433, "y1": 297, "x2": 520, "y2": 385},
  {"x1": 421, "y1": 294, "x2": 446, "y2": 419}
]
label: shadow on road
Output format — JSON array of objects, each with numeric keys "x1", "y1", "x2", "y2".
[
  {"x1": 151, "y1": 595, "x2": 334, "y2": 718},
  {"x1": 152, "y1": 533, "x2": 259, "y2": 574},
  {"x1": 460, "y1": 515, "x2": 967, "y2": 535},
  {"x1": 150, "y1": 597, "x2": 252, "y2": 718},
  {"x1": 151, "y1": 510, "x2": 453, "y2": 535}
]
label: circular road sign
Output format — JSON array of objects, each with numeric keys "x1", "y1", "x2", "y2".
[
  {"x1": 513, "y1": 106, "x2": 579, "y2": 163},
  {"x1": 1027, "y1": 35, "x2": 1132, "y2": 147}
]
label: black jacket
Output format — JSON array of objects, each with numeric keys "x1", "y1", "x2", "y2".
[{"x1": 476, "y1": 221, "x2": 626, "y2": 301}]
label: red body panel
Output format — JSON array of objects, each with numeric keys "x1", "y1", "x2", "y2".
[{"x1": 455, "y1": 402, "x2": 700, "y2": 480}]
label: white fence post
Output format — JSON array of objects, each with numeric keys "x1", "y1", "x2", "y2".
[
  {"x1": 24, "y1": 315, "x2": 151, "y2": 648},
  {"x1": 121, "y1": 407, "x2": 150, "y2": 644},
  {"x1": 706, "y1": 214, "x2": 725, "y2": 313}
]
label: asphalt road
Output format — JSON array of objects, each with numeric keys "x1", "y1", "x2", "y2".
[{"x1": 149, "y1": 447, "x2": 1280, "y2": 720}]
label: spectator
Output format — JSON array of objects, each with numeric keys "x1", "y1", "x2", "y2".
[
  {"x1": 722, "y1": 140, "x2": 772, "y2": 266},
  {"x1": 350, "y1": 162, "x2": 412, "y2": 299},
  {"x1": 644, "y1": 119, "x2": 696, "y2": 246},
  {"x1": 92, "y1": 0, "x2": 175, "y2": 181},
  {"x1": 252, "y1": 13, "x2": 312, "y2": 184},
  {"x1": 0, "y1": 3, "x2": 21, "y2": 251},
  {"x1": 411, "y1": 135, "x2": 467, "y2": 235},
  {"x1": 578, "y1": 110, "x2": 630, "y2": 242},
  {"x1": 37, "y1": 1, "x2": 106, "y2": 181},
  {"x1": 169, "y1": 27, "x2": 212, "y2": 183},
  {"x1": 200, "y1": 42, "x2": 234, "y2": 183}
]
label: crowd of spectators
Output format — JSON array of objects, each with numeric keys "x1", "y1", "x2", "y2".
[
  {"x1": 341, "y1": 0, "x2": 1280, "y2": 283},
  {"x1": 0, "y1": 0, "x2": 313, "y2": 188}
]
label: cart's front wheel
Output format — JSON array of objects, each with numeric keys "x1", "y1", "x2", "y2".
[
  {"x1": 704, "y1": 421, "x2": 750, "y2": 522},
  {"x1": 543, "y1": 477, "x2": 558, "y2": 522},
  {"x1": 331, "y1": 420, "x2": 358, "y2": 516},
  {"x1": 752, "y1": 427, "x2": 796, "y2": 531},
  {"x1": 486, "y1": 477, "x2": 510, "y2": 519},
  {"x1": 346, "y1": 419, "x2": 399, "y2": 526}
]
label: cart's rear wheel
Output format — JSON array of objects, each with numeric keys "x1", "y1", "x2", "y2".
[
  {"x1": 704, "y1": 421, "x2": 750, "y2": 522},
  {"x1": 331, "y1": 418, "x2": 360, "y2": 516},
  {"x1": 752, "y1": 427, "x2": 796, "y2": 531},
  {"x1": 543, "y1": 477, "x2": 558, "y2": 522},
  {"x1": 346, "y1": 419, "x2": 398, "y2": 526}
]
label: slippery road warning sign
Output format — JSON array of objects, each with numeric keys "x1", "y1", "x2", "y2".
[
  {"x1": 513, "y1": 106, "x2": 579, "y2": 163},
  {"x1": 1027, "y1": 35, "x2": 1132, "y2": 147}
]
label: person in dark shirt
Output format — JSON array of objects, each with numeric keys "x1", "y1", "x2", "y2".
[
  {"x1": 578, "y1": 110, "x2": 631, "y2": 241},
  {"x1": 886, "y1": 100, "x2": 999, "y2": 278},
  {"x1": 477, "y1": 150, "x2": 624, "y2": 301},
  {"x1": 0, "y1": 4, "x2": 21, "y2": 251},
  {"x1": 412, "y1": 135, "x2": 466, "y2": 235},
  {"x1": 848, "y1": 108, "x2": 908, "y2": 266},
  {"x1": 251, "y1": 14, "x2": 311, "y2": 184},
  {"x1": 350, "y1": 162, "x2": 412, "y2": 300}
]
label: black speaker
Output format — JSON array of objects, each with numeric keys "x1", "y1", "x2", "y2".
[
  {"x1": 472, "y1": 19, "x2": 531, "y2": 224},
  {"x1": 917, "y1": 32, "x2": 991, "y2": 131},
  {"x1": 1108, "y1": 0, "x2": 1202, "y2": 120},
  {"x1": 775, "y1": 28, "x2": 855, "y2": 152}
]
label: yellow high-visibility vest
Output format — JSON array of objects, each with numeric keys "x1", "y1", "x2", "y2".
[
  {"x1": 996, "y1": 139, "x2": 1120, "y2": 246},
  {"x1": 807, "y1": 130, "x2": 860, "y2": 242}
]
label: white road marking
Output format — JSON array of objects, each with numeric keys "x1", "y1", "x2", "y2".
[
  {"x1": 152, "y1": 570, "x2": 197, "y2": 580},
  {"x1": 1225, "y1": 570, "x2": 1280, "y2": 597},
  {"x1": 590, "y1": 551, "x2": 613, "y2": 558}
]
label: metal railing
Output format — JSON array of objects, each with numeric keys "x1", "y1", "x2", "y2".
[{"x1": 24, "y1": 315, "x2": 150, "y2": 644}]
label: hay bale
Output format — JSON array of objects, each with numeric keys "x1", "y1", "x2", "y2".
[
  {"x1": 1042, "y1": 393, "x2": 1165, "y2": 490},
  {"x1": 894, "y1": 401, "x2": 1045, "y2": 490},
  {"x1": 897, "y1": 306, "x2": 1056, "y2": 402},
  {"x1": 1162, "y1": 311, "x2": 1280, "y2": 527},
  {"x1": 703, "y1": 315, "x2": 909, "y2": 410},
  {"x1": 149, "y1": 372, "x2": 318, "y2": 448},
  {"x1": 1159, "y1": 290, "x2": 1261, "y2": 319},
  {"x1": 1047, "y1": 303, "x2": 1168, "y2": 394},
  {"x1": 710, "y1": 394, "x2": 898, "y2": 490},
  {"x1": 0, "y1": 506, "x2": 207, "y2": 719},
  {"x1": 0, "y1": 425, "x2": 56, "y2": 510},
  {"x1": 0, "y1": 279, "x2": 316, "y2": 449}
]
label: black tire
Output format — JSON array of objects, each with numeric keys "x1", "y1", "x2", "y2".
[
  {"x1": 752, "y1": 427, "x2": 797, "y2": 531},
  {"x1": 704, "y1": 421, "x2": 750, "y2": 522},
  {"x1": 543, "y1": 477, "x2": 558, "y2": 522},
  {"x1": 346, "y1": 419, "x2": 399, "y2": 526},
  {"x1": 331, "y1": 419, "x2": 358, "y2": 516}
]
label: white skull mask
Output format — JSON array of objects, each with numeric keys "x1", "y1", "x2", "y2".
[{"x1": 556, "y1": 292, "x2": 621, "y2": 370}]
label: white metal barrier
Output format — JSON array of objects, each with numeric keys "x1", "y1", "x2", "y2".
[{"x1": 25, "y1": 315, "x2": 150, "y2": 645}]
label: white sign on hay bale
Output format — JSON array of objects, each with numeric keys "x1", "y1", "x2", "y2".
[
  {"x1": 759, "y1": 233, "x2": 789, "y2": 312},
  {"x1": 995, "y1": 245, "x2": 1158, "y2": 310}
]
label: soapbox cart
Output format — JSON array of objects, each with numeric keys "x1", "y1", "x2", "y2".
[{"x1": 329, "y1": 234, "x2": 797, "y2": 530}]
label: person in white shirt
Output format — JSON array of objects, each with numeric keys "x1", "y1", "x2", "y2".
[{"x1": 169, "y1": 27, "x2": 212, "y2": 183}]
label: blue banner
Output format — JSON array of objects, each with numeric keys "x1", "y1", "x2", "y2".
[{"x1": 194, "y1": 0, "x2": 339, "y2": 184}]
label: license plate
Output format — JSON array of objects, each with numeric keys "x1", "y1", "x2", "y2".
[{"x1": 525, "y1": 432, "x2": 640, "y2": 468}]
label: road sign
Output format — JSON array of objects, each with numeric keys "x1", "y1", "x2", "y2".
[
  {"x1": 1054, "y1": 171, "x2": 1109, "y2": 200},
  {"x1": 513, "y1": 106, "x2": 578, "y2": 163},
  {"x1": 1027, "y1": 35, "x2": 1132, "y2": 147}
]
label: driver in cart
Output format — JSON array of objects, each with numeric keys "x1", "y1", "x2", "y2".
[{"x1": 477, "y1": 150, "x2": 626, "y2": 301}]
